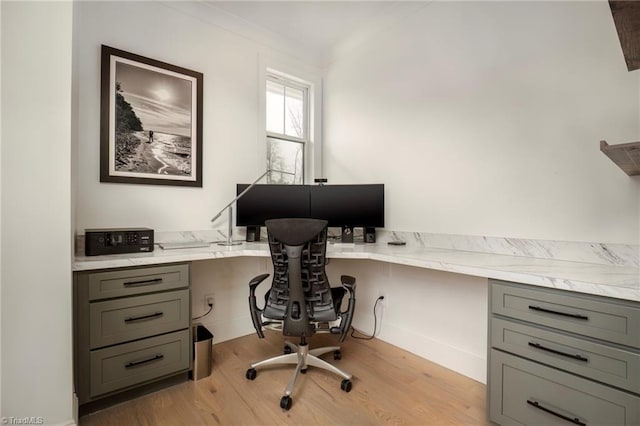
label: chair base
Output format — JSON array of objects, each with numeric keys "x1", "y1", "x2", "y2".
[{"x1": 246, "y1": 340, "x2": 353, "y2": 410}]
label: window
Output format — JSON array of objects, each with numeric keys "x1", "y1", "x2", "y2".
[{"x1": 265, "y1": 74, "x2": 309, "y2": 184}]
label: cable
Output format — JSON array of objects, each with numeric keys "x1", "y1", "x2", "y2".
[
  {"x1": 192, "y1": 303, "x2": 213, "y2": 321},
  {"x1": 350, "y1": 296, "x2": 384, "y2": 340}
]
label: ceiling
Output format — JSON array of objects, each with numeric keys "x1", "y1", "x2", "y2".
[
  {"x1": 200, "y1": 1, "x2": 428, "y2": 66},
  {"x1": 209, "y1": 1, "x2": 394, "y2": 53}
]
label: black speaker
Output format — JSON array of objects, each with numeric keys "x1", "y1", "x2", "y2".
[
  {"x1": 341, "y1": 226, "x2": 354, "y2": 243},
  {"x1": 245, "y1": 226, "x2": 261, "y2": 242},
  {"x1": 364, "y1": 227, "x2": 376, "y2": 243}
]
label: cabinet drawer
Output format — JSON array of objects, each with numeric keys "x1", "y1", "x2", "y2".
[
  {"x1": 90, "y1": 289, "x2": 189, "y2": 349},
  {"x1": 491, "y1": 280, "x2": 640, "y2": 348},
  {"x1": 492, "y1": 317, "x2": 640, "y2": 394},
  {"x1": 489, "y1": 349, "x2": 640, "y2": 426},
  {"x1": 90, "y1": 330, "x2": 190, "y2": 398},
  {"x1": 83, "y1": 264, "x2": 189, "y2": 301}
]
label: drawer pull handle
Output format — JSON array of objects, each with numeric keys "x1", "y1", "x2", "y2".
[
  {"x1": 125, "y1": 354, "x2": 164, "y2": 368},
  {"x1": 526, "y1": 399, "x2": 586, "y2": 426},
  {"x1": 123, "y1": 278, "x2": 163, "y2": 287},
  {"x1": 528, "y1": 305, "x2": 589, "y2": 320},
  {"x1": 124, "y1": 311, "x2": 164, "y2": 323},
  {"x1": 528, "y1": 342, "x2": 589, "y2": 362}
]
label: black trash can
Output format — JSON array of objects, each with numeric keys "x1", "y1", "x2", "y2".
[{"x1": 192, "y1": 325, "x2": 214, "y2": 380}]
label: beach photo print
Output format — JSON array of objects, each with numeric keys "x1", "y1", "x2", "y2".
[{"x1": 100, "y1": 45, "x2": 203, "y2": 186}]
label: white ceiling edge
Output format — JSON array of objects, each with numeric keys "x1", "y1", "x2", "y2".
[
  {"x1": 159, "y1": 1, "x2": 431, "y2": 70},
  {"x1": 322, "y1": 1, "x2": 432, "y2": 68},
  {"x1": 158, "y1": 0, "x2": 325, "y2": 68}
]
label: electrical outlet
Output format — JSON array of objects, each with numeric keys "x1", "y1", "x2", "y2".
[
  {"x1": 205, "y1": 293, "x2": 215, "y2": 310},
  {"x1": 377, "y1": 292, "x2": 386, "y2": 308}
]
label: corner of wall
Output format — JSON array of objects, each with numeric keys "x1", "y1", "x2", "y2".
[
  {"x1": 1, "y1": 1, "x2": 74, "y2": 422},
  {"x1": 0, "y1": 0, "x2": 3, "y2": 418},
  {"x1": 70, "y1": 0, "x2": 79, "y2": 261}
]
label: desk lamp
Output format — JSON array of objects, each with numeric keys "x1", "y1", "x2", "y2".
[{"x1": 211, "y1": 169, "x2": 296, "y2": 246}]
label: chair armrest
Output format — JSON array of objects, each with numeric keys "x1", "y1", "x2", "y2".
[
  {"x1": 248, "y1": 273, "x2": 270, "y2": 338},
  {"x1": 250, "y1": 273, "x2": 270, "y2": 289},
  {"x1": 340, "y1": 275, "x2": 356, "y2": 292}
]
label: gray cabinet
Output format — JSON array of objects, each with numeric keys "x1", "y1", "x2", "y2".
[
  {"x1": 488, "y1": 280, "x2": 640, "y2": 426},
  {"x1": 74, "y1": 263, "x2": 191, "y2": 405},
  {"x1": 89, "y1": 330, "x2": 190, "y2": 397},
  {"x1": 490, "y1": 350, "x2": 639, "y2": 426},
  {"x1": 491, "y1": 281, "x2": 640, "y2": 346}
]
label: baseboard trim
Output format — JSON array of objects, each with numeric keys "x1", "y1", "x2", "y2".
[{"x1": 354, "y1": 314, "x2": 487, "y2": 384}]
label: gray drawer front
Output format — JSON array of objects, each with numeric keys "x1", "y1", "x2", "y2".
[
  {"x1": 492, "y1": 317, "x2": 640, "y2": 394},
  {"x1": 489, "y1": 349, "x2": 640, "y2": 426},
  {"x1": 491, "y1": 280, "x2": 640, "y2": 348},
  {"x1": 90, "y1": 330, "x2": 190, "y2": 398},
  {"x1": 90, "y1": 289, "x2": 189, "y2": 349},
  {"x1": 86, "y1": 264, "x2": 189, "y2": 301}
]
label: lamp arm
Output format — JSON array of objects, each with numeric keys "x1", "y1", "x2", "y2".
[{"x1": 210, "y1": 170, "x2": 270, "y2": 222}]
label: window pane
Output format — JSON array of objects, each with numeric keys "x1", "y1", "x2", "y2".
[
  {"x1": 267, "y1": 138, "x2": 303, "y2": 184},
  {"x1": 266, "y1": 80, "x2": 284, "y2": 134},
  {"x1": 284, "y1": 87, "x2": 304, "y2": 138}
]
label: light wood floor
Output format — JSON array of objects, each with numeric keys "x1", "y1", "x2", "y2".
[{"x1": 80, "y1": 331, "x2": 488, "y2": 425}]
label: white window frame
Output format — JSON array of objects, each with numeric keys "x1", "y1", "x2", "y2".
[
  {"x1": 266, "y1": 74, "x2": 309, "y2": 142},
  {"x1": 258, "y1": 54, "x2": 323, "y2": 184},
  {"x1": 266, "y1": 74, "x2": 309, "y2": 183}
]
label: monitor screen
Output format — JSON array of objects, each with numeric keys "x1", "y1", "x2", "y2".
[
  {"x1": 236, "y1": 184, "x2": 310, "y2": 226},
  {"x1": 310, "y1": 184, "x2": 384, "y2": 228}
]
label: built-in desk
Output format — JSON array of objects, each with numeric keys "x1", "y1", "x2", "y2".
[
  {"x1": 74, "y1": 240, "x2": 639, "y2": 302},
  {"x1": 73, "y1": 238, "x2": 640, "y2": 423}
]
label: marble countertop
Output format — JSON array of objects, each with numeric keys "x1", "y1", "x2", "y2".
[{"x1": 73, "y1": 240, "x2": 640, "y2": 302}]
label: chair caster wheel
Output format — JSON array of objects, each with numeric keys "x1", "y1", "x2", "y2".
[
  {"x1": 284, "y1": 345, "x2": 292, "y2": 354},
  {"x1": 333, "y1": 350, "x2": 342, "y2": 360},
  {"x1": 280, "y1": 395, "x2": 292, "y2": 410},
  {"x1": 301, "y1": 368, "x2": 308, "y2": 374},
  {"x1": 341, "y1": 379, "x2": 352, "y2": 392},
  {"x1": 245, "y1": 368, "x2": 257, "y2": 380}
]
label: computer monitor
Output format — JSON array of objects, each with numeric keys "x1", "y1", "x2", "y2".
[
  {"x1": 236, "y1": 183, "x2": 384, "y2": 243},
  {"x1": 236, "y1": 184, "x2": 310, "y2": 227},
  {"x1": 310, "y1": 184, "x2": 384, "y2": 241}
]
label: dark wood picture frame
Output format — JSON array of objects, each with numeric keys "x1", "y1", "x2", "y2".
[{"x1": 100, "y1": 45, "x2": 203, "y2": 187}]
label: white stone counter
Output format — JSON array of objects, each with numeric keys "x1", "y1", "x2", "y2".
[{"x1": 73, "y1": 239, "x2": 640, "y2": 302}]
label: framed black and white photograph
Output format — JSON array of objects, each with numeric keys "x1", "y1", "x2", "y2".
[{"x1": 100, "y1": 45, "x2": 203, "y2": 186}]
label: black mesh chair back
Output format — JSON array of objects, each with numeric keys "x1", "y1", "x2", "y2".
[{"x1": 264, "y1": 218, "x2": 337, "y2": 337}]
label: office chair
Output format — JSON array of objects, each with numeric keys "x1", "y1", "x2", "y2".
[{"x1": 246, "y1": 218, "x2": 357, "y2": 410}]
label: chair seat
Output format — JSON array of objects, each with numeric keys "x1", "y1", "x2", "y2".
[{"x1": 263, "y1": 287, "x2": 346, "y2": 321}]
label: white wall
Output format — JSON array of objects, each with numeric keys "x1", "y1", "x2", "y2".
[
  {"x1": 73, "y1": 1, "x2": 321, "y2": 236},
  {"x1": 191, "y1": 255, "x2": 489, "y2": 383},
  {"x1": 191, "y1": 257, "x2": 271, "y2": 343},
  {"x1": 326, "y1": 260, "x2": 488, "y2": 382},
  {"x1": 1, "y1": 2, "x2": 74, "y2": 424},
  {"x1": 0, "y1": 0, "x2": 3, "y2": 416},
  {"x1": 324, "y1": 1, "x2": 639, "y2": 245},
  {"x1": 192, "y1": 255, "x2": 489, "y2": 384}
]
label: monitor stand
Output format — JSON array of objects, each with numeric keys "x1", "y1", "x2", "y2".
[
  {"x1": 245, "y1": 226, "x2": 261, "y2": 242},
  {"x1": 341, "y1": 226, "x2": 354, "y2": 243}
]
